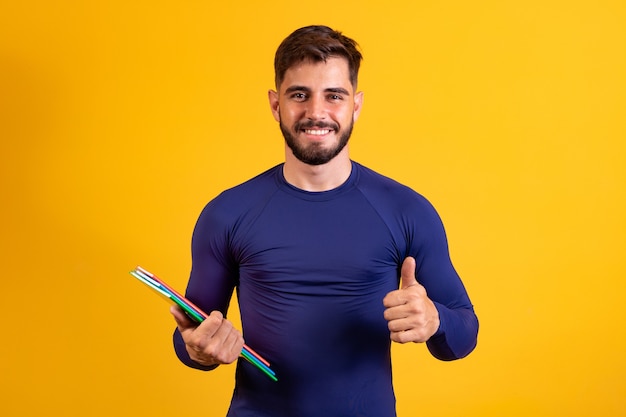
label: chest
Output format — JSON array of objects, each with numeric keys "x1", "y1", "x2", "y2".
[{"x1": 231, "y1": 193, "x2": 403, "y2": 295}]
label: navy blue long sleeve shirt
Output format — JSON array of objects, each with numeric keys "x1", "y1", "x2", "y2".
[{"x1": 174, "y1": 161, "x2": 478, "y2": 416}]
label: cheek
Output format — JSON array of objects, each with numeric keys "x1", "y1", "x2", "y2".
[
  {"x1": 281, "y1": 107, "x2": 304, "y2": 124},
  {"x1": 336, "y1": 108, "x2": 355, "y2": 124}
]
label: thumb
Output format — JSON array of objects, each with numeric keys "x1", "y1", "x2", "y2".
[
  {"x1": 170, "y1": 305, "x2": 195, "y2": 330},
  {"x1": 400, "y1": 256, "x2": 418, "y2": 289}
]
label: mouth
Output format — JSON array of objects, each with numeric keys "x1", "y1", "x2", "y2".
[
  {"x1": 296, "y1": 121, "x2": 338, "y2": 138},
  {"x1": 302, "y1": 128, "x2": 333, "y2": 136}
]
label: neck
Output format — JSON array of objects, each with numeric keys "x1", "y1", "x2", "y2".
[{"x1": 283, "y1": 147, "x2": 352, "y2": 192}]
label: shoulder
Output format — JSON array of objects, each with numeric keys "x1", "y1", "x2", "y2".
[
  {"x1": 353, "y1": 162, "x2": 435, "y2": 213},
  {"x1": 353, "y1": 162, "x2": 448, "y2": 252},
  {"x1": 217, "y1": 165, "x2": 280, "y2": 201},
  {"x1": 197, "y1": 165, "x2": 282, "y2": 226}
]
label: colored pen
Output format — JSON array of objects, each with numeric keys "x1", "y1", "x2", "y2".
[{"x1": 130, "y1": 266, "x2": 277, "y2": 380}]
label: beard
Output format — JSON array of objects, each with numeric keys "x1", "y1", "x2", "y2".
[{"x1": 280, "y1": 118, "x2": 354, "y2": 166}]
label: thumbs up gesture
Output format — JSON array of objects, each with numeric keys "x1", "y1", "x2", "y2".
[{"x1": 383, "y1": 257, "x2": 440, "y2": 344}]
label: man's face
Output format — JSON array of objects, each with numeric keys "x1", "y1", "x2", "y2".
[{"x1": 269, "y1": 57, "x2": 363, "y2": 166}]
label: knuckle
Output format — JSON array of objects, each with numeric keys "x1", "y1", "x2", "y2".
[
  {"x1": 205, "y1": 314, "x2": 223, "y2": 329},
  {"x1": 393, "y1": 332, "x2": 410, "y2": 344}
]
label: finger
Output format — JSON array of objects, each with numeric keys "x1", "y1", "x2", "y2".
[
  {"x1": 382, "y1": 290, "x2": 402, "y2": 308},
  {"x1": 209, "y1": 313, "x2": 236, "y2": 343},
  {"x1": 195, "y1": 310, "x2": 225, "y2": 339},
  {"x1": 383, "y1": 284, "x2": 428, "y2": 321},
  {"x1": 400, "y1": 256, "x2": 418, "y2": 289},
  {"x1": 170, "y1": 305, "x2": 196, "y2": 330},
  {"x1": 390, "y1": 328, "x2": 427, "y2": 344},
  {"x1": 201, "y1": 315, "x2": 243, "y2": 364},
  {"x1": 382, "y1": 257, "x2": 417, "y2": 308},
  {"x1": 221, "y1": 327, "x2": 245, "y2": 363}
]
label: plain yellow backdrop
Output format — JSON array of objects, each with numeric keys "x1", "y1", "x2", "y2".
[{"x1": 1, "y1": 1, "x2": 624, "y2": 416}]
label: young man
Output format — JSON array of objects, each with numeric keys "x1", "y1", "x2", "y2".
[{"x1": 171, "y1": 25, "x2": 478, "y2": 416}]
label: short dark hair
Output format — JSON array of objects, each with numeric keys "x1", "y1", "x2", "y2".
[{"x1": 274, "y1": 25, "x2": 363, "y2": 89}]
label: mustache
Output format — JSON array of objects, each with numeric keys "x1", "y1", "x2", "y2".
[{"x1": 294, "y1": 120, "x2": 339, "y2": 131}]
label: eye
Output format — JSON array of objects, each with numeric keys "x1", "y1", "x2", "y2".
[
  {"x1": 328, "y1": 94, "x2": 343, "y2": 101},
  {"x1": 291, "y1": 92, "x2": 307, "y2": 101}
]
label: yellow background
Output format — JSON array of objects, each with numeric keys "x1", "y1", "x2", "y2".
[{"x1": 1, "y1": 1, "x2": 624, "y2": 416}]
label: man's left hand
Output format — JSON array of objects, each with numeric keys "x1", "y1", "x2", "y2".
[{"x1": 383, "y1": 256, "x2": 440, "y2": 343}]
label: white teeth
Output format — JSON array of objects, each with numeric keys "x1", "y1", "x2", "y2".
[{"x1": 304, "y1": 129, "x2": 331, "y2": 135}]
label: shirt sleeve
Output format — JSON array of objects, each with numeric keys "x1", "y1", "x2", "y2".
[
  {"x1": 408, "y1": 195, "x2": 479, "y2": 360},
  {"x1": 172, "y1": 198, "x2": 239, "y2": 370}
]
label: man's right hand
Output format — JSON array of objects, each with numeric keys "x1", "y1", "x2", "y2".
[{"x1": 170, "y1": 305, "x2": 244, "y2": 366}]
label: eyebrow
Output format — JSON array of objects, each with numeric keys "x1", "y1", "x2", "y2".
[
  {"x1": 326, "y1": 87, "x2": 350, "y2": 95},
  {"x1": 284, "y1": 86, "x2": 350, "y2": 95}
]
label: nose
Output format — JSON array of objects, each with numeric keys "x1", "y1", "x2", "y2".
[{"x1": 305, "y1": 95, "x2": 326, "y2": 120}]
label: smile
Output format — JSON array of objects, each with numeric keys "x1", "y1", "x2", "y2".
[{"x1": 303, "y1": 129, "x2": 332, "y2": 136}]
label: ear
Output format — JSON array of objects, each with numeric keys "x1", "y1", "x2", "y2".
[
  {"x1": 268, "y1": 89, "x2": 280, "y2": 122},
  {"x1": 353, "y1": 91, "x2": 364, "y2": 122}
]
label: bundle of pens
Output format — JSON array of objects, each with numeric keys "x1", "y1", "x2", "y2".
[{"x1": 130, "y1": 266, "x2": 277, "y2": 381}]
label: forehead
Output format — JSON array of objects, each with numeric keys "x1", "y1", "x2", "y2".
[{"x1": 279, "y1": 57, "x2": 353, "y2": 94}]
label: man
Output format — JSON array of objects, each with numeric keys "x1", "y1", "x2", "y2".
[{"x1": 171, "y1": 25, "x2": 478, "y2": 416}]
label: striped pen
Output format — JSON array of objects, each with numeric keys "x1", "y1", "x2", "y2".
[{"x1": 130, "y1": 266, "x2": 277, "y2": 381}]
